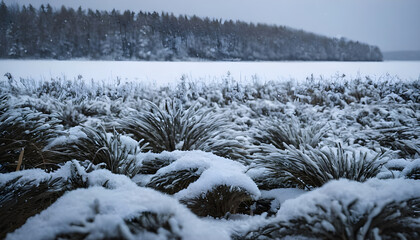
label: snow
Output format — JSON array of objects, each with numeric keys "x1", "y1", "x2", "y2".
[
  {"x1": 1, "y1": 60, "x2": 419, "y2": 87},
  {"x1": 139, "y1": 151, "x2": 261, "y2": 199},
  {"x1": 0, "y1": 168, "x2": 49, "y2": 186},
  {"x1": 44, "y1": 126, "x2": 86, "y2": 150},
  {"x1": 0, "y1": 160, "x2": 136, "y2": 189},
  {"x1": 1, "y1": 60, "x2": 419, "y2": 238},
  {"x1": 401, "y1": 159, "x2": 420, "y2": 177},
  {"x1": 276, "y1": 178, "x2": 420, "y2": 220},
  {"x1": 260, "y1": 188, "x2": 307, "y2": 212},
  {"x1": 7, "y1": 186, "x2": 230, "y2": 240}
]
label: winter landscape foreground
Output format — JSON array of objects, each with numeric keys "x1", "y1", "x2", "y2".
[{"x1": 1, "y1": 61, "x2": 420, "y2": 239}]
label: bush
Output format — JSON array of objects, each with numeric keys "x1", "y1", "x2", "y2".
[
  {"x1": 120, "y1": 100, "x2": 226, "y2": 152},
  {"x1": 50, "y1": 126, "x2": 144, "y2": 177},
  {"x1": 257, "y1": 119, "x2": 328, "y2": 150},
  {"x1": 241, "y1": 197, "x2": 420, "y2": 240},
  {"x1": 146, "y1": 168, "x2": 202, "y2": 194},
  {"x1": 180, "y1": 185, "x2": 253, "y2": 218},
  {"x1": 0, "y1": 161, "x2": 90, "y2": 238},
  {"x1": 0, "y1": 108, "x2": 62, "y2": 172},
  {"x1": 262, "y1": 144, "x2": 388, "y2": 189}
]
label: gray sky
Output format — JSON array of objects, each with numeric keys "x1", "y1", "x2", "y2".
[{"x1": 4, "y1": 0, "x2": 420, "y2": 51}]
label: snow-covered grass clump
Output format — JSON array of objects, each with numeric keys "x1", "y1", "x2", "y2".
[
  {"x1": 1, "y1": 74, "x2": 419, "y2": 239},
  {"x1": 4, "y1": 163, "x2": 229, "y2": 240},
  {"x1": 239, "y1": 179, "x2": 420, "y2": 240}
]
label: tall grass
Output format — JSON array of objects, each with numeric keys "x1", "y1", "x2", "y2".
[
  {"x1": 120, "y1": 100, "x2": 227, "y2": 152},
  {"x1": 241, "y1": 197, "x2": 420, "y2": 240},
  {"x1": 50, "y1": 126, "x2": 144, "y2": 177},
  {"x1": 261, "y1": 144, "x2": 389, "y2": 189},
  {"x1": 0, "y1": 108, "x2": 62, "y2": 172},
  {"x1": 257, "y1": 118, "x2": 328, "y2": 150}
]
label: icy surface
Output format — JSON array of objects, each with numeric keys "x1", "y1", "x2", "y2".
[{"x1": 1, "y1": 60, "x2": 419, "y2": 86}]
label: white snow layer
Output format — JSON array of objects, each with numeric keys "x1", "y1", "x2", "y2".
[
  {"x1": 6, "y1": 187, "x2": 229, "y2": 240},
  {"x1": 1, "y1": 60, "x2": 419, "y2": 87},
  {"x1": 142, "y1": 150, "x2": 261, "y2": 199},
  {"x1": 0, "y1": 160, "x2": 136, "y2": 190},
  {"x1": 277, "y1": 178, "x2": 420, "y2": 221},
  {"x1": 261, "y1": 188, "x2": 307, "y2": 212}
]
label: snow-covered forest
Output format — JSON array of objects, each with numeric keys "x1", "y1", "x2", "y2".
[
  {"x1": 1, "y1": 73, "x2": 419, "y2": 239},
  {"x1": 0, "y1": 2, "x2": 383, "y2": 61}
]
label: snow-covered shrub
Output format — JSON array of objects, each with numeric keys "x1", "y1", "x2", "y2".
[
  {"x1": 137, "y1": 153, "x2": 178, "y2": 174},
  {"x1": 0, "y1": 176, "x2": 65, "y2": 238},
  {"x1": 120, "y1": 100, "x2": 227, "y2": 152},
  {"x1": 257, "y1": 118, "x2": 328, "y2": 150},
  {"x1": 5, "y1": 186, "x2": 229, "y2": 240},
  {"x1": 261, "y1": 144, "x2": 388, "y2": 189},
  {"x1": 181, "y1": 185, "x2": 254, "y2": 218},
  {"x1": 357, "y1": 126, "x2": 420, "y2": 159},
  {"x1": 239, "y1": 179, "x2": 420, "y2": 240},
  {"x1": 141, "y1": 151, "x2": 260, "y2": 218},
  {"x1": 401, "y1": 159, "x2": 420, "y2": 180},
  {"x1": 52, "y1": 101, "x2": 88, "y2": 128},
  {"x1": 0, "y1": 160, "x2": 97, "y2": 238},
  {"x1": 147, "y1": 167, "x2": 202, "y2": 195},
  {"x1": 50, "y1": 126, "x2": 144, "y2": 177},
  {"x1": 0, "y1": 93, "x2": 9, "y2": 115},
  {"x1": 0, "y1": 107, "x2": 62, "y2": 172}
]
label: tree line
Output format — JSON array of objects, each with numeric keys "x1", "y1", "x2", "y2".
[{"x1": 0, "y1": 2, "x2": 383, "y2": 61}]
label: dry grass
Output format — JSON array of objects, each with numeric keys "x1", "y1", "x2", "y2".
[{"x1": 15, "y1": 147, "x2": 24, "y2": 171}]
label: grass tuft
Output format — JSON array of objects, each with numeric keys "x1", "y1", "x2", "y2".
[
  {"x1": 262, "y1": 143, "x2": 389, "y2": 189},
  {"x1": 146, "y1": 168, "x2": 202, "y2": 195},
  {"x1": 258, "y1": 118, "x2": 328, "y2": 150},
  {"x1": 51, "y1": 126, "x2": 144, "y2": 177},
  {"x1": 241, "y1": 197, "x2": 420, "y2": 240},
  {"x1": 180, "y1": 185, "x2": 253, "y2": 218},
  {"x1": 0, "y1": 108, "x2": 62, "y2": 172},
  {"x1": 120, "y1": 100, "x2": 226, "y2": 152}
]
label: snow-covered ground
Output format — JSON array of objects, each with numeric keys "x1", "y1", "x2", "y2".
[
  {"x1": 1, "y1": 60, "x2": 419, "y2": 86},
  {"x1": 1, "y1": 61, "x2": 419, "y2": 239}
]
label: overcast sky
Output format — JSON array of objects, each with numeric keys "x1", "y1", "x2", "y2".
[{"x1": 4, "y1": 0, "x2": 420, "y2": 52}]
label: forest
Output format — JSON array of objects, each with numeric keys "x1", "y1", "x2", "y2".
[{"x1": 0, "y1": 2, "x2": 383, "y2": 61}]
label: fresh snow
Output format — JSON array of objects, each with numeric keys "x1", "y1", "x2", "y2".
[
  {"x1": 7, "y1": 186, "x2": 230, "y2": 240},
  {"x1": 139, "y1": 150, "x2": 261, "y2": 199},
  {"x1": 277, "y1": 178, "x2": 420, "y2": 219},
  {"x1": 260, "y1": 188, "x2": 307, "y2": 212},
  {"x1": 1, "y1": 60, "x2": 419, "y2": 239}
]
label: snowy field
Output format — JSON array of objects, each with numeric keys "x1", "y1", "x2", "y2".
[
  {"x1": 1, "y1": 60, "x2": 419, "y2": 85},
  {"x1": 1, "y1": 61, "x2": 420, "y2": 239}
]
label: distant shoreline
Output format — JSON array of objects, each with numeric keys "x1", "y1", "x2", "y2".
[
  {"x1": 383, "y1": 51, "x2": 420, "y2": 61},
  {"x1": 0, "y1": 57, "x2": 384, "y2": 62}
]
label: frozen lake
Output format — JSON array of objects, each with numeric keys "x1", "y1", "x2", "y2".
[{"x1": 1, "y1": 60, "x2": 419, "y2": 86}]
